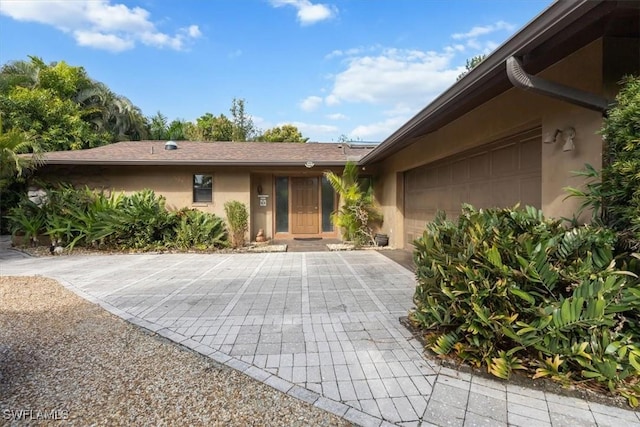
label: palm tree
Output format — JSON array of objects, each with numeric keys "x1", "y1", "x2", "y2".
[
  {"x1": 149, "y1": 112, "x2": 169, "y2": 140},
  {"x1": 0, "y1": 116, "x2": 42, "y2": 190},
  {"x1": 324, "y1": 162, "x2": 382, "y2": 246},
  {"x1": 1, "y1": 57, "x2": 148, "y2": 145},
  {"x1": 76, "y1": 82, "x2": 148, "y2": 141},
  {"x1": 0, "y1": 57, "x2": 41, "y2": 93}
]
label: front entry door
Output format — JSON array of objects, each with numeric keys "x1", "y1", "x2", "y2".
[{"x1": 291, "y1": 177, "x2": 319, "y2": 234}]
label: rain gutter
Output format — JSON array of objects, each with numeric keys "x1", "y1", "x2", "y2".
[{"x1": 505, "y1": 56, "x2": 611, "y2": 113}]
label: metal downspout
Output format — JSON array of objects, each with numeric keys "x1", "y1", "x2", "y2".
[{"x1": 506, "y1": 56, "x2": 611, "y2": 113}]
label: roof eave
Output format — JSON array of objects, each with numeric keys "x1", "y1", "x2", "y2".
[
  {"x1": 41, "y1": 159, "x2": 352, "y2": 167},
  {"x1": 360, "y1": 0, "x2": 601, "y2": 165}
]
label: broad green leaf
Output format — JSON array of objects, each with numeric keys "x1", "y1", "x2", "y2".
[{"x1": 509, "y1": 287, "x2": 535, "y2": 305}]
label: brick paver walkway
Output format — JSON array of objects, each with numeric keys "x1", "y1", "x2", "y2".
[{"x1": 2, "y1": 248, "x2": 639, "y2": 426}]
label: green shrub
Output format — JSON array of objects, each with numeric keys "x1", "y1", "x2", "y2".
[
  {"x1": 411, "y1": 204, "x2": 640, "y2": 405},
  {"x1": 324, "y1": 162, "x2": 382, "y2": 246},
  {"x1": 107, "y1": 189, "x2": 177, "y2": 249},
  {"x1": 40, "y1": 184, "x2": 122, "y2": 249},
  {"x1": 566, "y1": 76, "x2": 640, "y2": 250},
  {"x1": 174, "y1": 209, "x2": 228, "y2": 250},
  {"x1": 224, "y1": 200, "x2": 248, "y2": 248},
  {"x1": 7, "y1": 199, "x2": 44, "y2": 246},
  {"x1": 8, "y1": 185, "x2": 229, "y2": 251}
]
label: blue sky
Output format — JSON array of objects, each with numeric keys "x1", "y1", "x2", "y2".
[{"x1": 0, "y1": 0, "x2": 552, "y2": 142}]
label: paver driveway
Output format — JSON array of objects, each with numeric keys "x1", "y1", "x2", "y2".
[{"x1": 2, "y1": 249, "x2": 639, "y2": 426}]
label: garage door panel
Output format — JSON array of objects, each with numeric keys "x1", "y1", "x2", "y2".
[
  {"x1": 492, "y1": 178, "x2": 520, "y2": 207},
  {"x1": 451, "y1": 159, "x2": 469, "y2": 184},
  {"x1": 520, "y1": 137, "x2": 542, "y2": 172},
  {"x1": 520, "y1": 175, "x2": 542, "y2": 207},
  {"x1": 437, "y1": 164, "x2": 452, "y2": 186},
  {"x1": 424, "y1": 168, "x2": 439, "y2": 188},
  {"x1": 491, "y1": 143, "x2": 518, "y2": 177},
  {"x1": 451, "y1": 184, "x2": 469, "y2": 209},
  {"x1": 469, "y1": 153, "x2": 490, "y2": 180},
  {"x1": 468, "y1": 182, "x2": 492, "y2": 209},
  {"x1": 404, "y1": 128, "x2": 541, "y2": 247}
]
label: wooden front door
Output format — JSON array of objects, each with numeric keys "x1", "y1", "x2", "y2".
[{"x1": 291, "y1": 177, "x2": 319, "y2": 234}]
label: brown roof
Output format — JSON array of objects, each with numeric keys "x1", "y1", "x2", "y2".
[{"x1": 42, "y1": 140, "x2": 375, "y2": 166}]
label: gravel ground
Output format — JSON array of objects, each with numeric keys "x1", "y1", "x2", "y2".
[{"x1": 0, "y1": 276, "x2": 351, "y2": 427}]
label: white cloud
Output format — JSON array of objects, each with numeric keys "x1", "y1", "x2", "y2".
[
  {"x1": 450, "y1": 20, "x2": 515, "y2": 54},
  {"x1": 325, "y1": 94, "x2": 340, "y2": 106},
  {"x1": 451, "y1": 20, "x2": 515, "y2": 40},
  {"x1": 289, "y1": 121, "x2": 338, "y2": 136},
  {"x1": 309, "y1": 20, "x2": 516, "y2": 141},
  {"x1": 0, "y1": 0, "x2": 201, "y2": 52},
  {"x1": 350, "y1": 115, "x2": 409, "y2": 140},
  {"x1": 299, "y1": 95, "x2": 323, "y2": 112},
  {"x1": 186, "y1": 25, "x2": 201, "y2": 38},
  {"x1": 326, "y1": 113, "x2": 347, "y2": 120},
  {"x1": 483, "y1": 41, "x2": 499, "y2": 54},
  {"x1": 74, "y1": 30, "x2": 133, "y2": 52},
  {"x1": 322, "y1": 19, "x2": 515, "y2": 112},
  {"x1": 325, "y1": 47, "x2": 462, "y2": 107},
  {"x1": 270, "y1": 0, "x2": 336, "y2": 25}
]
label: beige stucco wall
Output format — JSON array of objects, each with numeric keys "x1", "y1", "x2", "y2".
[
  {"x1": 250, "y1": 173, "x2": 273, "y2": 240},
  {"x1": 375, "y1": 39, "x2": 606, "y2": 249},
  {"x1": 38, "y1": 164, "x2": 252, "y2": 238},
  {"x1": 37, "y1": 164, "x2": 345, "y2": 242}
]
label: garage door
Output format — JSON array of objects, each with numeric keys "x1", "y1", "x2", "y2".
[{"x1": 404, "y1": 128, "x2": 541, "y2": 247}]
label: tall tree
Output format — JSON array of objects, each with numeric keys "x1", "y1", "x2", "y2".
[
  {"x1": 0, "y1": 56, "x2": 147, "y2": 149},
  {"x1": 148, "y1": 112, "x2": 169, "y2": 140},
  {"x1": 257, "y1": 124, "x2": 308, "y2": 142},
  {"x1": 187, "y1": 113, "x2": 233, "y2": 141},
  {"x1": 76, "y1": 82, "x2": 148, "y2": 141},
  {"x1": 167, "y1": 118, "x2": 190, "y2": 140},
  {"x1": 230, "y1": 98, "x2": 255, "y2": 142}
]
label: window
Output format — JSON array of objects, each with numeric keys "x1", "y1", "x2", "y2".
[
  {"x1": 275, "y1": 177, "x2": 289, "y2": 233},
  {"x1": 321, "y1": 176, "x2": 335, "y2": 232},
  {"x1": 193, "y1": 174, "x2": 212, "y2": 203}
]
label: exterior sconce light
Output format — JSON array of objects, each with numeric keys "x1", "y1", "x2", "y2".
[
  {"x1": 561, "y1": 127, "x2": 576, "y2": 152},
  {"x1": 542, "y1": 127, "x2": 576, "y2": 152},
  {"x1": 542, "y1": 130, "x2": 560, "y2": 144}
]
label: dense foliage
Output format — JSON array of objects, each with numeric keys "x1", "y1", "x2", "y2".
[
  {"x1": 0, "y1": 117, "x2": 41, "y2": 191},
  {"x1": 566, "y1": 76, "x2": 640, "y2": 250},
  {"x1": 410, "y1": 75, "x2": 640, "y2": 406},
  {"x1": 0, "y1": 56, "x2": 310, "y2": 150},
  {"x1": 0, "y1": 56, "x2": 147, "y2": 150},
  {"x1": 324, "y1": 162, "x2": 382, "y2": 246},
  {"x1": 224, "y1": 200, "x2": 249, "y2": 248},
  {"x1": 411, "y1": 205, "x2": 640, "y2": 405},
  {"x1": 8, "y1": 186, "x2": 228, "y2": 250},
  {"x1": 255, "y1": 124, "x2": 309, "y2": 142}
]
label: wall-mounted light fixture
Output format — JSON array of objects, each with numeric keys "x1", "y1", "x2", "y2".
[
  {"x1": 542, "y1": 127, "x2": 576, "y2": 152},
  {"x1": 305, "y1": 161, "x2": 315, "y2": 168}
]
